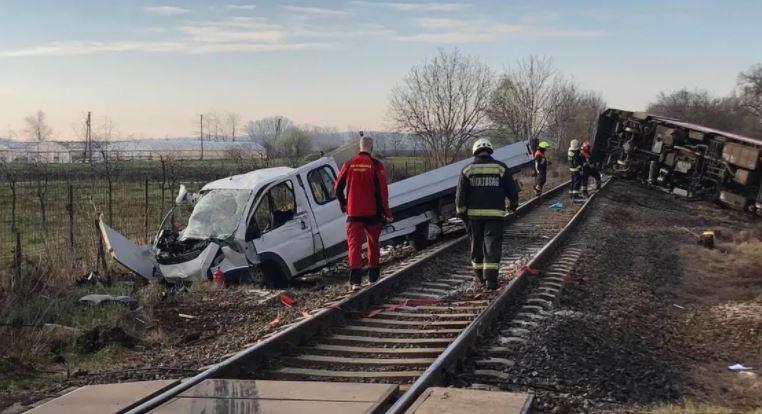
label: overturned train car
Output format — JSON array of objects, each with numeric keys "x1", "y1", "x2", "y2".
[{"x1": 593, "y1": 108, "x2": 762, "y2": 215}]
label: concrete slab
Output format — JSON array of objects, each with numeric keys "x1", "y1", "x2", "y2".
[
  {"x1": 404, "y1": 387, "x2": 531, "y2": 414},
  {"x1": 155, "y1": 379, "x2": 398, "y2": 414},
  {"x1": 26, "y1": 379, "x2": 179, "y2": 414}
]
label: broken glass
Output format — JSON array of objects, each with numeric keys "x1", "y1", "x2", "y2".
[{"x1": 180, "y1": 189, "x2": 251, "y2": 241}]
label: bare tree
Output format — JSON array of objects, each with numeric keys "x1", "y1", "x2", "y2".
[
  {"x1": 24, "y1": 110, "x2": 53, "y2": 141},
  {"x1": 488, "y1": 55, "x2": 561, "y2": 144},
  {"x1": 279, "y1": 127, "x2": 313, "y2": 166},
  {"x1": 205, "y1": 111, "x2": 224, "y2": 141},
  {"x1": 389, "y1": 48, "x2": 494, "y2": 167},
  {"x1": 738, "y1": 63, "x2": 762, "y2": 120},
  {"x1": 647, "y1": 89, "x2": 744, "y2": 133},
  {"x1": 226, "y1": 112, "x2": 242, "y2": 141},
  {"x1": 246, "y1": 116, "x2": 293, "y2": 166}
]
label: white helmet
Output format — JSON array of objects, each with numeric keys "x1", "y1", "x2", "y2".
[
  {"x1": 569, "y1": 139, "x2": 580, "y2": 151},
  {"x1": 472, "y1": 138, "x2": 493, "y2": 155}
]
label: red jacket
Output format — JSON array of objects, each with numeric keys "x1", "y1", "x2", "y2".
[{"x1": 334, "y1": 152, "x2": 392, "y2": 220}]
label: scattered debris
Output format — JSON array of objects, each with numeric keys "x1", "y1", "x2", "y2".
[
  {"x1": 673, "y1": 304, "x2": 685, "y2": 309},
  {"x1": 178, "y1": 313, "x2": 196, "y2": 320},
  {"x1": 279, "y1": 294, "x2": 296, "y2": 308},
  {"x1": 728, "y1": 363, "x2": 753, "y2": 372},
  {"x1": 78, "y1": 294, "x2": 138, "y2": 309}
]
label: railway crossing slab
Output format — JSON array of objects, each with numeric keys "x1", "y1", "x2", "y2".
[
  {"x1": 25, "y1": 379, "x2": 179, "y2": 414},
  {"x1": 403, "y1": 387, "x2": 531, "y2": 414},
  {"x1": 151, "y1": 379, "x2": 398, "y2": 414}
]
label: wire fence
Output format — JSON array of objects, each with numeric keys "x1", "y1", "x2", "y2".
[{"x1": 0, "y1": 157, "x2": 425, "y2": 286}]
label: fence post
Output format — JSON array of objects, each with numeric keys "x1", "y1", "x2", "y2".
[
  {"x1": 13, "y1": 231, "x2": 21, "y2": 291},
  {"x1": 108, "y1": 180, "x2": 113, "y2": 226},
  {"x1": 68, "y1": 182, "x2": 74, "y2": 257},
  {"x1": 144, "y1": 178, "x2": 149, "y2": 242}
]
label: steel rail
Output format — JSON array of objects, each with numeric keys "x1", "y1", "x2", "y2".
[
  {"x1": 122, "y1": 180, "x2": 571, "y2": 414},
  {"x1": 385, "y1": 179, "x2": 609, "y2": 414}
]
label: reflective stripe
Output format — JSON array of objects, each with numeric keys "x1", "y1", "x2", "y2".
[
  {"x1": 471, "y1": 261, "x2": 482, "y2": 269},
  {"x1": 483, "y1": 263, "x2": 499, "y2": 270},
  {"x1": 467, "y1": 209, "x2": 505, "y2": 217},
  {"x1": 464, "y1": 164, "x2": 505, "y2": 177},
  {"x1": 456, "y1": 206, "x2": 467, "y2": 214},
  {"x1": 569, "y1": 190, "x2": 580, "y2": 194},
  {"x1": 569, "y1": 167, "x2": 581, "y2": 172}
]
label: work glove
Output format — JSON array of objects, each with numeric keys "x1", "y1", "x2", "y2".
[
  {"x1": 507, "y1": 202, "x2": 518, "y2": 212},
  {"x1": 339, "y1": 203, "x2": 347, "y2": 213}
]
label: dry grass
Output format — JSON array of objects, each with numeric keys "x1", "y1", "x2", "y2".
[
  {"x1": 641, "y1": 400, "x2": 762, "y2": 414},
  {"x1": 673, "y1": 228, "x2": 762, "y2": 411}
]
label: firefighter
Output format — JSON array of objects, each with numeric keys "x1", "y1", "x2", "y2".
[
  {"x1": 580, "y1": 141, "x2": 601, "y2": 197},
  {"x1": 455, "y1": 138, "x2": 519, "y2": 290},
  {"x1": 334, "y1": 135, "x2": 393, "y2": 291},
  {"x1": 533, "y1": 141, "x2": 551, "y2": 197},
  {"x1": 568, "y1": 139, "x2": 585, "y2": 201}
]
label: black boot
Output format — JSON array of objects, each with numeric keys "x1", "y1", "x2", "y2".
[
  {"x1": 485, "y1": 269, "x2": 498, "y2": 290},
  {"x1": 368, "y1": 267, "x2": 380, "y2": 283},
  {"x1": 349, "y1": 268, "x2": 363, "y2": 290},
  {"x1": 473, "y1": 269, "x2": 485, "y2": 285}
]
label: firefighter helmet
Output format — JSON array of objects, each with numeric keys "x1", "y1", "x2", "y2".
[
  {"x1": 472, "y1": 138, "x2": 494, "y2": 155},
  {"x1": 538, "y1": 141, "x2": 551, "y2": 149},
  {"x1": 581, "y1": 141, "x2": 591, "y2": 151},
  {"x1": 569, "y1": 139, "x2": 580, "y2": 151}
]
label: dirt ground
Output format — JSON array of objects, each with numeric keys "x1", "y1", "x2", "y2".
[{"x1": 501, "y1": 180, "x2": 762, "y2": 413}]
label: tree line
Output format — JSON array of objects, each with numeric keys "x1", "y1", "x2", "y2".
[{"x1": 646, "y1": 64, "x2": 762, "y2": 138}]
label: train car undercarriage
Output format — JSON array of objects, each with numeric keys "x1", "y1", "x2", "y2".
[{"x1": 593, "y1": 108, "x2": 762, "y2": 216}]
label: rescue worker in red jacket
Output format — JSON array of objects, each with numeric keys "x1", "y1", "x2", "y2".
[
  {"x1": 334, "y1": 135, "x2": 393, "y2": 291},
  {"x1": 533, "y1": 141, "x2": 551, "y2": 197},
  {"x1": 455, "y1": 138, "x2": 519, "y2": 290},
  {"x1": 580, "y1": 141, "x2": 601, "y2": 197}
]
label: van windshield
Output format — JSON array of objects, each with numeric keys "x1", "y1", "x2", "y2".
[{"x1": 180, "y1": 189, "x2": 251, "y2": 241}]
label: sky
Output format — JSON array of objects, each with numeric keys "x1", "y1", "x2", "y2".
[{"x1": 0, "y1": 0, "x2": 760, "y2": 140}]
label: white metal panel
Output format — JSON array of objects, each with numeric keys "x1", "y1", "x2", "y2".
[
  {"x1": 99, "y1": 219, "x2": 158, "y2": 282},
  {"x1": 387, "y1": 141, "x2": 532, "y2": 209}
]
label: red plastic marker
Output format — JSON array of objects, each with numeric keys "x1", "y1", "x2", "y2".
[{"x1": 280, "y1": 294, "x2": 296, "y2": 308}]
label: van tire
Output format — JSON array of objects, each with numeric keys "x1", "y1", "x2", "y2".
[{"x1": 260, "y1": 261, "x2": 287, "y2": 288}]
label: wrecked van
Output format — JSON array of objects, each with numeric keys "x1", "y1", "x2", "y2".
[{"x1": 101, "y1": 141, "x2": 534, "y2": 286}]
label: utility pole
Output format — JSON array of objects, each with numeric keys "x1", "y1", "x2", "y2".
[
  {"x1": 200, "y1": 114, "x2": 204, "y2": 161},
  {"x1": 84, "y1": 111, "x2": 92, "y2": 163}
]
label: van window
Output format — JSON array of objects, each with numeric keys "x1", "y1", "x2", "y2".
[
  {"x1": 250, "y1": 181, "x2": 296, "y2": 235},
  {"x1": 307, "y1": 166, "x2": 336, "y2": 204}
]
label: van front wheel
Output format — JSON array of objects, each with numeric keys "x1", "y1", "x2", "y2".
[{"x1": 260, "y1": 261, "x2": 287, "y2": 289}]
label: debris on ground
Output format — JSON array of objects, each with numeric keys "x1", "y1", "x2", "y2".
[{"x1": 78, "y1": 294, "x2": 138, "y2": 309}]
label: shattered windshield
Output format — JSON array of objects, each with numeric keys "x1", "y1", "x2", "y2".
[{"x1": 180, "y1": 189, "x2": 251, "y2": 241}]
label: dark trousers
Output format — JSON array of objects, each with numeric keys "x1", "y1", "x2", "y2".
[
  {"x1": 570, "y1": 171, "x2": 583, "y2": 198},
  {"x1": 581, "y1": 166, "x2": 601, "y2": 193},
  {"x1": 467, "y1": 219, "x2": 504, "y2": 289},
  {"x1": 534, "y1": 173, "x2": 547, "y2": 196}
]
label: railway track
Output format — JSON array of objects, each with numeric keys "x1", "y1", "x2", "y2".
[{"x1": 124, "y1": 180, "x2": 605, "y2": 414}]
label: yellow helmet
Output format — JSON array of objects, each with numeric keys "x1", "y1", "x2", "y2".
[
  {"x1": 472, "y1": 138, "x2": 494, "y2": 155},
  {"x1": 538, "y1": 141, "x2": 551, "y2": 149}
]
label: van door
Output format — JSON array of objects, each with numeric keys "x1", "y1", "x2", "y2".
[
  {"x1": 246, "y1": 178, "x2": 318, "y2": 277},
  {"x1": 296, "y1": 158, "x2": 347, "y2": 262}
]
